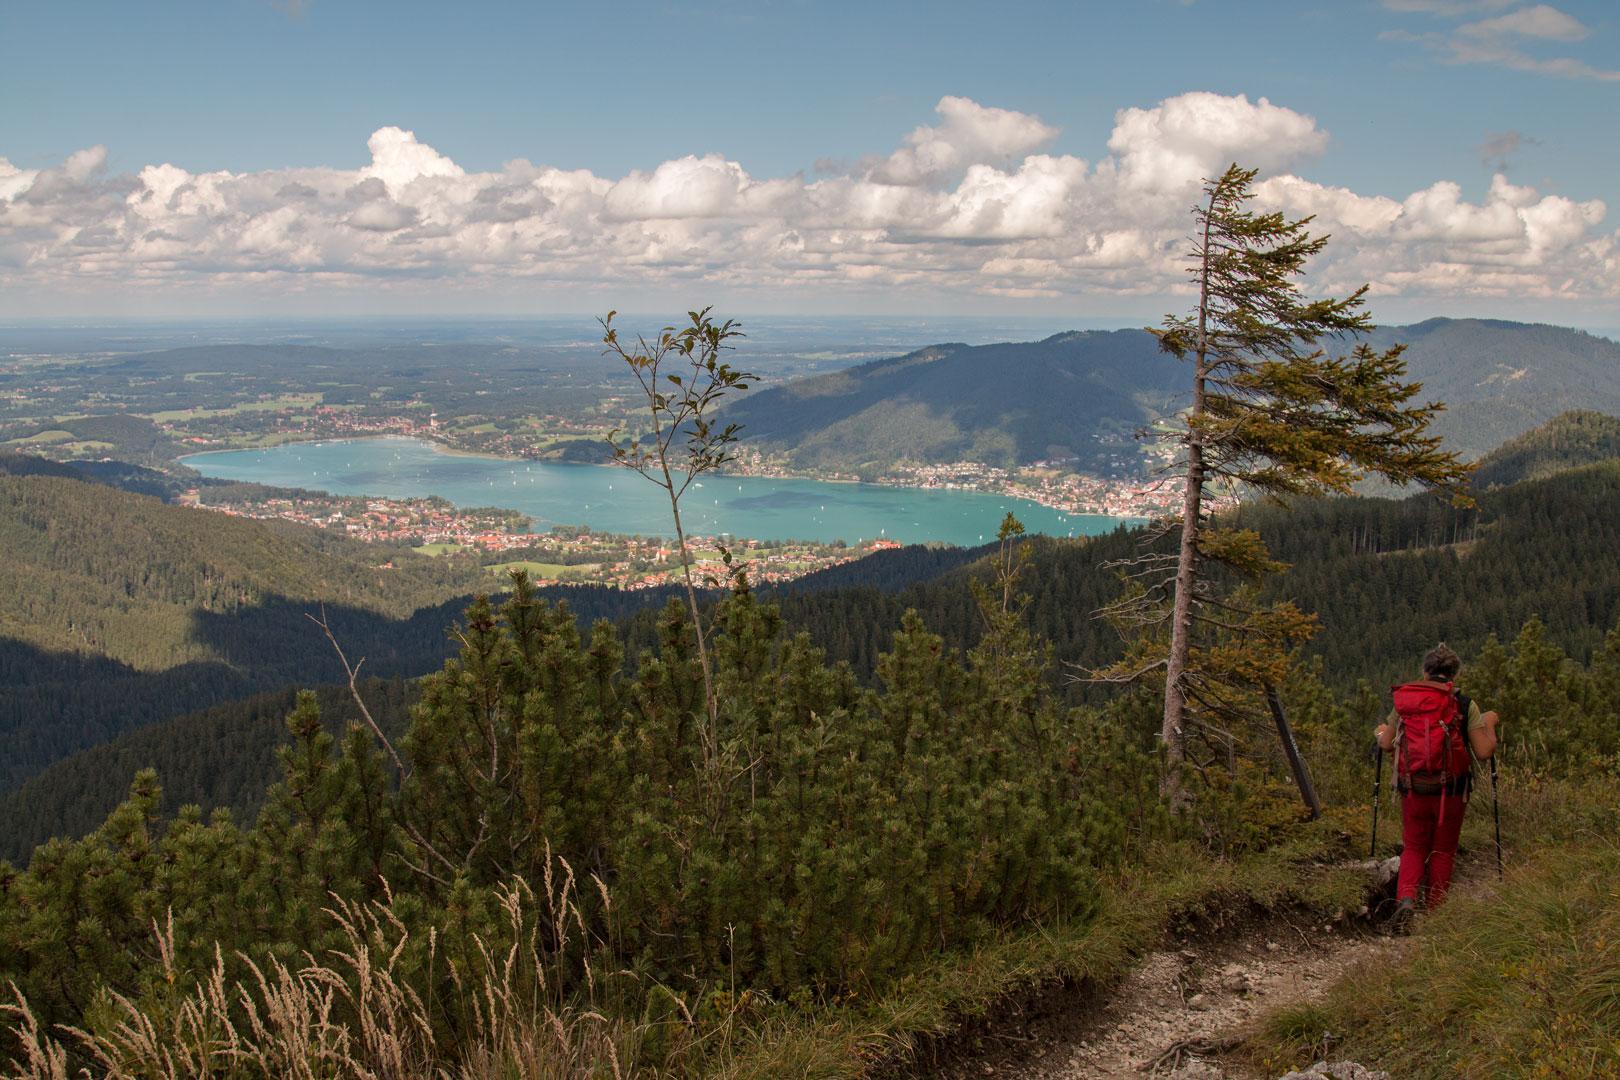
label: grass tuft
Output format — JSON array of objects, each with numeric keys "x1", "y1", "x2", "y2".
[
  {"x1": 2, "y1": 864, "x2": 676, "y2": 1080},
  {"x1": 1246, "y1": 768, "x2": 1620, "y2": 1080}
]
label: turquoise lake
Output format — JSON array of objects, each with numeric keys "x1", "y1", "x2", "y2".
[{"x1": 181, "y1": 437, "x2": 1130, "y2": 546}]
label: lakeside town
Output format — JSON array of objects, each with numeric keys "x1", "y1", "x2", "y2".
[
  {"x1": 6, "y1": 387, "x2": 1234, "y2": 588},
  {"x1": 187, "y1": 488, "x2": 902, "y2": 589},
  {"x1": 153, "y1": 402, "x2": 1231, "y2": 526}
]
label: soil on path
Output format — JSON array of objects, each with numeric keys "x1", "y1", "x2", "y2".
[
  {"x1": 913, "y1": 916, "x2": 1399, "y2": 1080},
  {"x1": 907, "y1": 855, "x2": 1496, "y2": 1080}
]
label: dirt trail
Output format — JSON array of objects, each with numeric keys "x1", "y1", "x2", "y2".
[
  {"x1": 1025, "y1": 924, "x2": 1399, "y2": 1080},
  {"x1": 915, "y1": 915, "x2": 1399, "y2": 1080},
  {"x1": 913, "y1": 855, "x2": 1500, "y2": 1080}
]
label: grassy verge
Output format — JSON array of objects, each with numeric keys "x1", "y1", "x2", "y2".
[
  {"x1": 0, "y1": 817, "x2": 1384, "y2": 1080},
  {"x1": 1246, "y1": 767, "x2": 1620, "y2": 1079},
  {"x1": 692, "y1": 824, "x2": 1372, "y2": 1080},
  {"x1": 487, "y1": 559, "x2": 592, "y2": 577}
]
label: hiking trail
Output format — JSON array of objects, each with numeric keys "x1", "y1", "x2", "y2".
[{"x1": 911, "y1": 857, "x2": 1497, "y2": 1080}]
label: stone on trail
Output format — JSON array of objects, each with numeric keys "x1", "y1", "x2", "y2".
[
  {"x1": 1164, "y1": 1062, "x2": 1224, "y2": 1080},
  {"x1": 1277, "y1": 1062, "x2": 1392, "y2": 1080}
]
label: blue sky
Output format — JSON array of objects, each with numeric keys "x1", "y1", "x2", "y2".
[{"x1": 2, "y1": 0, "x2": 1616, "y2": 325}]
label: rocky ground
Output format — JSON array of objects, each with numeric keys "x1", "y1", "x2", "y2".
[{"x1": 906, "y1": 856, "x2": 1465, "y2": 1080}]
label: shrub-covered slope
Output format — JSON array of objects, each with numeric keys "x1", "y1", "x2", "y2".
[{"x1": 0, "y1": 540, "x2": 995, "y2": 859}]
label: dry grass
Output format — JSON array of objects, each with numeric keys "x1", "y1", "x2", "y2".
[
  {"x1": 3, "y1": 854, "x2": 677, "y2": 1080},
  {"x1": 1245, "y1": 766, "x2": 1620, "y2": 1079}
]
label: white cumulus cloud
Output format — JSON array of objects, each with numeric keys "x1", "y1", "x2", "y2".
[
  {"x1": 1108, "y1": 92, "x2": 1330, "y2": 193},
  {"x1": 0, "y1": 91, "x2": 1613, "y2": 310},
  {"x1": 864, "y1": 96, "x2": 1059, "y2": 186}
]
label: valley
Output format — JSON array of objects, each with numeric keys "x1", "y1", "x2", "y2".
[{"x1": 3, "y1": 317, "x2": 1619, "y2": 1080}]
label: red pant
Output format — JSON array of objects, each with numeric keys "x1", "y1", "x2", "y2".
[{"x1": 1397, "y1": 791, "x2": 1467, "y2": 907}]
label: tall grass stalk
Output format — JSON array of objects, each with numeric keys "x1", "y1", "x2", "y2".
[{"x1": 3, "y1": 857, "x2": 669, "y2": 1080}]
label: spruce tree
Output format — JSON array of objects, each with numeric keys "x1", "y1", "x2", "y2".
[{"x1": 1101, "y1": 164, "x2": 1471, "y2": 796}]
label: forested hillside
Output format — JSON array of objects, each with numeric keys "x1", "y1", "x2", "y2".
[
  {"x1": 0, "y1": 540, "x2": 989, "y2": 857},
  {"x1": 724, "y1": 319, "x2": 1620, "y2": 474},
  {"x1": 1362, "y1": 319, "x2": 1620, "y2": 460},
  {"x1": 0, "y1": 472, "x2": 489, "y2": 791},
  {"x1": 723, "y1": 329, "x2": 1185, "y2": 475},
  {"x1": 1468, "y1": 408, "x2": 1620, "y2": 489},
  {"x1": 0, "y1": 447, "x2": 329, "y2": 504},
  {"x1": 0, "y1": 678, "x2": 418, "y2": 864},
  {"x1": 704, "y1": 459, "x2": 1620, "y2": 703}
]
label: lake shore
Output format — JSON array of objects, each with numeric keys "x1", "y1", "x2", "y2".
[
  {"x1": 180, "y1": 437, "x2": 1129, "y2": 548},
  {"x1": 180, "y1": 433, "x2": 1076, "y2": 518}
]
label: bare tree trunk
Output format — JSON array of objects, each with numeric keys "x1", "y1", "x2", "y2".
[
  {"x1": 1163, "y1": 444, "x2": 1201, "y2": 765},
  {"x1": 1161, "y1": 187, "x2": 1217, "y2": 800}
]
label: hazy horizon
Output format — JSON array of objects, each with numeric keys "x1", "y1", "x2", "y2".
[{"x1": 4, "y1": 312, "x2": 1617, "y2": 360}]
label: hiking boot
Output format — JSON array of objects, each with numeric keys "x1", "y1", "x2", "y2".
[{"x1": 1385, "y1": 896, "x2": 1416, "y2": 932}]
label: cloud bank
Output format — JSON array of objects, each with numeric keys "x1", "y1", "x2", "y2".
[{"x1": 1, "y1": 92, "x2": 1612, "y2": 311}]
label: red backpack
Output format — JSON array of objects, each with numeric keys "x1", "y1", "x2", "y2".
[{"x1": 1391, "y1": 682, "x2": 1473, "y2": 797}]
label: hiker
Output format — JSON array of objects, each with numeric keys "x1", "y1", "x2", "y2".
[{"x1": 1374, "y1": 643, "x2": 1501, "y2": 919}]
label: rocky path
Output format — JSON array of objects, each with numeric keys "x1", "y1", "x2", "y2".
[
  {"x1": 912, "y1": 851, "x2": 1517, "y2": 1080},
  {"x1": 1028, "y1": 924, "x2": 1399, "y2": 1080},
  {"x1": 913, "y1": 857, "x2": 1450, "y2": 1080}
]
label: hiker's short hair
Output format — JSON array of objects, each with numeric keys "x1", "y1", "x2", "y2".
[{"x1": 1423, "y1": 643, "x2": 1461, "y2": 681}]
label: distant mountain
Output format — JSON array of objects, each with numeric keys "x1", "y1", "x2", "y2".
[
  {"x1": 724, "y1": 329, "x2": 1185, "y2": 476},
  {"x1": 726, "y1": 319, "x2": 1620, "y2": 474},
  {"x1": 1362, "y1": 320, "x2": 1620, "y2": 461},
  {"x1": 1468, "y1": 410, "x2": 1620, "y2": 490}
]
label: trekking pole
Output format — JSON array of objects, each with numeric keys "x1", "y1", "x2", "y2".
[
  {"x1": 1370, "y1": 745, "x2": 1383, "y2": 859},
  {"x1": 1490, "y1": 754, "x2": 1503, "y2": 879}
]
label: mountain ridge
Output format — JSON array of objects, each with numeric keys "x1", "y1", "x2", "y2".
[{"x1": 725, "y1": 317, "x2": 1620, "y2": 474}]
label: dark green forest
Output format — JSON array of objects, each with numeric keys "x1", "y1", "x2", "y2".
[
  {"x1": 1468, "y1": 408, "x2": 1620, "y2": 490},
  {"x1": 10, "y1": 453, "x2": 1620, "y2": 868},
  {"x1": 0, "y1": 679, "x2": 417, "y2": 863},
  {"x1": 0, "y1": 473, "x2": 492, "y2": 792}
]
